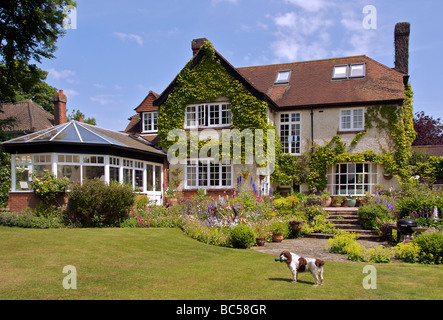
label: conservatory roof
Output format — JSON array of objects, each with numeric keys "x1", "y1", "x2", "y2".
[{"x1": 2, "y1": 120, "x2": 165, "y2": 157}]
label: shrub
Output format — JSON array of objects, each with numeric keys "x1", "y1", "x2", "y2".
[
  {"x1": 31, "y1": 170, "x2": 70, "y2": 204},
  {"x1": 182, "y1": 216, "x2": 231, "y2": 247},
  {"x1": 364, "y1": 247, "x2": 392, "y2": 263},
  {"x1": 357, "y1": 203, "x2": 392, "y2": 230},
  {"x1": 394, "y1": 241, "x2": 420, "y2": 263},
  {"x1": 344, "y1": 241, "x2": 366, "y2": 262},
  {"x1": 304, "y1": 205, "x2": 327, "y2": 221},
  {"x1": 230, "y1": 224, "x2": 256, "y2": 249},
  {"x1": 396, "y1": 189, "x2": 442, "y2": 218},
  {"x1": 414, "y1": 231, "x2": 443, "y2": 264},
  {"x1": 327, "y1": 231, "x2": 359, "y2": 254},
  {"x1": 67, "y1": 180, "x2": 135, "y2": 227},
  {"x1": 0, "y1": 211, "x2": 64, "y2": 229}
]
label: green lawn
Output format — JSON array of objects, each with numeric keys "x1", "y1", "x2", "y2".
[{"x1": 0, "y1": 227, "x2": 442, "y2": 300}]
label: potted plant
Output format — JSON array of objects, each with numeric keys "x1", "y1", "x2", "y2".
[
  {"x1": 320, "y1": 191, "x2": 332, "y2": 207},
  {"x1": 255, "y1": 229, "x2": 266, "y2": 246},
  {"x1": 270, "y1": 222, "x2": 286, "y2": 242},
  {"x1": 307, "y1": 194, "x2": 321, "y2": 206},
  {"x1": 346, "y1": 196, "x2": 357, "y2": 207},
  {"x1": 289, "y1": 220, "x2": 304, "y2": 237},
  {"x1": 332, "y1": 195, "x2": 345, "y2": 207}
]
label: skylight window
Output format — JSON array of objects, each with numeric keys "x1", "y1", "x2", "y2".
[
  {"x1": 332, "y1": 65, "x2": 349, "y2": 79},
  {"x1": 349, "y1": 63, "x2": 366, "y2": 78},
  {"x1": 274, "y1": 70, "x2": 292, "y2": 84},
  {"x1": 332, "y1": 63, "x2": 366, "y2": 80}
]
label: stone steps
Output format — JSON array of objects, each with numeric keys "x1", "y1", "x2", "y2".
[{"x1": 304, "y1": 207, "x2": 380, "y2": 241}]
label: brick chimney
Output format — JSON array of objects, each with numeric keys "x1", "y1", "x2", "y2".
[
  {"x1": 192, "y1": 38, "x2": 209, "y2": 56},
  {"x1": 394, "y1": 22, "x2": 410, "y2": 75},
  {"x1": 53, "y1": 90, "x2": 67, "y2": 126}
]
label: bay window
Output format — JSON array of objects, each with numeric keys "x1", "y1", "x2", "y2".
[{"x1": 327, "y1": 162, "x2": 378, "y2": 196}]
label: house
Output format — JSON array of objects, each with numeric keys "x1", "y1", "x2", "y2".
[
  {"x1": 2, "y1": 91, "x2": 166, "y2": 212},
  {"x1": 0, "y1": 100, "x2": 54, "y2": 139},
  {"x1": 126, "y1": 23, "x2": 412, "y2": 199}
]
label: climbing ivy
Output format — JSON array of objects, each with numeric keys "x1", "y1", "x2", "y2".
[
  {"x1": 157, "y1": 41, "x2": 275, "y2": 162},
  {"x1": 272, "y1": 84, "x2": 417, "y2": 192}
]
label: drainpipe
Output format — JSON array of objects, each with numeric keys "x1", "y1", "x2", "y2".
[{"x1": 310, "y1": 106, "x2": 314, "y2": 149}]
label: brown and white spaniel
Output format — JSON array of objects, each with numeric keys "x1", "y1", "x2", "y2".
[{"x1": 279, "y1": 250, "x2": 324, "y2": 286}]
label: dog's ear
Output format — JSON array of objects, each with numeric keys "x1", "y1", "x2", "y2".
[{"x1": 282, "y1": 251, "x2": 292, "y2": 264}]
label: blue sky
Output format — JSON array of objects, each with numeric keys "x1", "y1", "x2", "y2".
[{"x1": 39, "y1": 0, "x2": 443, "y2": 131}]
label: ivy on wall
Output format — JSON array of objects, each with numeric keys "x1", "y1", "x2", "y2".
[
  {"x1": 272, "y1": 84, "x2": 417, "y2": 192},
  {"x1": 157, "y1": 41, "x2": 276, "y2": 162}
]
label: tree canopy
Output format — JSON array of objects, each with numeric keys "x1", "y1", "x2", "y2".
[{"x1": 413, "y1": 111, "x2": 443, "y2": 146}]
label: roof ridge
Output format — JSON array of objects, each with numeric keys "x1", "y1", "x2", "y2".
[
  {"x1": 236, "y1": 55, "x2": 368, "y2": 70},
  {"x1": 27, "y1": 101, "x2": 36, "y2": 130}
]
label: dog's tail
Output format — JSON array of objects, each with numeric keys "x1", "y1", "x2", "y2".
[{"x1": 315, "y1": 259, "x2": 325, "y2": 267}]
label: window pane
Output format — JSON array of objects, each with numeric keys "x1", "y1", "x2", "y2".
[
  {"x1": 58, "y1": 165, "x2": 81, "y2": 183},
  {"x1": 15, "y1": 167, "x2": 30, "y2": 190},
  {"x1": 123, "y1": 168, "x2": 132, "y2": 185},
  {"x1": 135, "y1": 169, "x2": 144, "y2": 191},
  {"x1": 147, "y1": 165, "x2": 153, "y2": 191},
  {"x1": 333, "y1": 65, "x2": 348, "y2": 79},
  {"x1": 110, "y1": 167, "x2": 120, "y2": 182},
  {"x1": 198, "y1": 162, "x2": 208, "y2": 186},
  {"x1": 209, "y1": 105, "x2": 219, "y2": 125},
  {"x1": 154, "y1": 166, "x2": 161, "y2": 191},
  {"x1": 353, "y1": 109, "x2": 363, "y2": 129},
  {"x1": 221, "y1": 104, "x2": 232, "y2": 125},
  {"x1": 186, "y1": 106, "x2": 196, "y2": 127},
  {"x1": 83, "y1": 166, "x2": 105, "y2": 181},
  {"x1": 350, "y1": 64, "x2": 365, "y2": 78}
]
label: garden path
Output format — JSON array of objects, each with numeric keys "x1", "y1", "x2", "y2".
[{"x1": 251, "y1": 238, "x2": 392, "y2": 263}]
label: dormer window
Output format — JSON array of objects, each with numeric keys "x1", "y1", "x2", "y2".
[
  {"x1": 332, "y1": 63, "x2": 365, "y2": 80},
  {"x1": 142, "y1": 112, "x2": 158, "y2": 133},
  {"x1": 274, "y1": 70, "x2": 292, "y2": 85}
]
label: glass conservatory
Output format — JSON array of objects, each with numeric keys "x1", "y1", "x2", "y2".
[{"x1": 2, "y1": 121, "x2": 166, "y2": 205}]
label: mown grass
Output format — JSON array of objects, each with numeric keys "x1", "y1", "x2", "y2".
[{"x1": 0, "y1": 227, "x2": 442, "y2": 300}]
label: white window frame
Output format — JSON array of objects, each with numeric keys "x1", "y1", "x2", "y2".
[
  {"x1": 10, "y1": 153, "x2": 164, "y2": 203},
  {"x1": 339, "y1": 108, "x2": 365, "y2": 131},
  {"x1": 327, "y1": 162, "x2": 378, "y2": 196},
  {"x1": 279, "y1": 112, "x2": 302, "y2": 155},
  {"x1": 185, "y1": 159, "x2": 232, "y2": 188},
  {"x1": 332, "y1": 63, "x2": 366, "y2": 80},
  {"x1": 349, "y1": 63, "x2": 366, "y2": 78},
  {"x1": 274, "y1": 70, "x2": 292, "y2": 85},
  {"x1": 142, "y1": 111, "x2": 158, "y2": 133},
  {"x1": 184, "y1": 102, "x2": 232, "y2": 129}
]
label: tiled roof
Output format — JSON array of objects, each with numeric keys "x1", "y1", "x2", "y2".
[
  {"x1": 0, "y1": 100, "x2": 54, "y2": 132},
  {"x1": 236, "y1": 55, "x2": 406, "y2": 108},
  {"x1": 134, "y1": 91, "x2": 159, "y2": 113},
  {"x1": 412, "y1": 145, "x2": 443, "y2": 157}
]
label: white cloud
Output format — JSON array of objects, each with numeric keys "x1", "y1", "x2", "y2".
[
  {"x1": 48, "y1": 68, "x2": 76, "y2": 81},
  {"x1": 269, "y1": 0, "x2": 381, "y2": 62},
  {"x1": 113, "y1": 32, "x2": 143, "y2": 46},
  {"x1": 63, "y1": 89, "x2": 79, "y2": 98},
  {"x1": 90, "y1": 94, "x2": 119, "y2": 105},
  {"x1": 212, "y1": 0, "x2": 238, "y2": 5},
  {"x1": 284, "y1": 0, "x2": 328, "y2": 12},
  {"x1": 269, "y1": 7, "x2": 334, "y2": 62}
]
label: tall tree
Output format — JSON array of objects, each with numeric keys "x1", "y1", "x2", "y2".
[
  {"x1": 67, "y1": 109, "x2": 97, "y2": 125},
  {"x1": 412, "y1": 111, "x2": 443, "y2": 146},
  {"x1": 0, "y1": 0, "x2": 75, "y2": 103}
]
